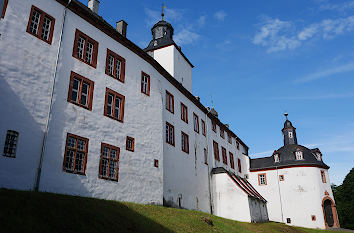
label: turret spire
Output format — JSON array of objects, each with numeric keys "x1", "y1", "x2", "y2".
[
  {"x1": 282, "y1": 113, "x2": 298, "y2": 146},
  {"x1": 161, "y1": 3, "x2": 166, "y2": 21}
]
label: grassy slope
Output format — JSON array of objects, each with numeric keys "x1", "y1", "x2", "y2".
[{"x1": 0, "y1": 189, "x2": 344, "y2": 233}]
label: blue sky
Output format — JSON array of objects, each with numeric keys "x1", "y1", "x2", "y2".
[{"x1": 80, "y1": 0, "x2": 354, "y2": 185}]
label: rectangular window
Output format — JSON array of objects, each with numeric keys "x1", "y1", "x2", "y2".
[
  {"x1": 63, "y1": 133, "x2": 88, "y2": 175},
  {"x1": 99, "y1": 143, "x2": 119, "y2": 181},
  {"x1": 3, "y1": 130, "x2": 19, "y2": 158},
  {"x1": 229, "y1": 152, "x2": 234, "y2": 169},
  {"x1": 321, "y1": 170, "x2": 326, "y2": 183},
  {"x1": 193, "y1": 113, "x2": 199, "y2": 133},
  {"x1": 311, "y1": 215, "x2": 316, "y2": 221},
  {"x1": 213, "y1": 141, "x2": 219, "y2": 161},
  {"x1": 228, "y1": 134, "x2": 232, "y2": 144},
  {"x1": 220, "y1": 128, "x2": 225, "y2": 139},
  {"x1": 181, "y1": 132, "x2": 189, "y2": 154},
  {"x1": 26, "y1": 5, "x2": 55, "y2": 44},
  {"x1": 166, "y1": 91, "x2": 174, "y2": 113},
  {"x1": 1, "y1": 0, "x2": 9, "y2": 19},
  {"x1": 258, "y1": 173, "x2": 267, "y2": 185},
  {"x1": 204, "y1": 148, "x2": 208, "y2": 165},
  {"x1": 166, "y1": 122, "x2": 175, "y2": 146},
  {"x1": 222, "y1": 147, "x2": 227, "y2": 165},
  {"x1": 295, "y1": 150, "x2": 303, "y2": 160},
  {"x1": 141, "y1": 72, "x2": 150, "y2": 96},
  {"x1": 105, "y1": 49, "x2": 125, "y2": 82},
  {"x1": 274, "y1": 154, "x2": 280, "y2": 162},
  {"x1": 104, "y1": 88, "x2": 125, "y2": 122},
  {"x1": 279, "y1": 175, "x2": 284, "y2": 181},
  {"x1": 238, "y1": 158, "x2": 242, "y2": 173},
  {"x1": 212, "y1": 121, "x2": 216, "y2": 132},
  {"x1": 126, "y1": 136, "x2": 135, "y2": 152},
  {"x1": 236, "y1": 141, "x2": 240, "y2": 150},
  {"x1": 201, "y1": 120, "x2": 206, "y2": 136},
  {"x1": 67, "y1": 71, "x2": 94, "y2": 110},
  {"x1": 72, "y1": 29, "x2": 98, "y2": 68},
  {"x1": 154, "y1": 159, "x2": 159, "y2": 168},
  {"x1": 180, "y1": 102, "x2": 188, "y2": 123}
]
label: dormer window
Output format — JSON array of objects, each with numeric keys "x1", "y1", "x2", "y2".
[
  {"x1": 274, "y1": 154, "x2": 279, "y2": 163},
  {"x1": 295, "y1": 149, "x2": 303, "y2": 160},
  {"x1": 288, "y1": 131, "x2": 293, "y2": 138},
  {"x1": 315, "y1": 152, "x2": 322, "y2": 161}
]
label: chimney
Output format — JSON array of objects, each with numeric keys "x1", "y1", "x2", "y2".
[
  {"x1": 116, "y1": 20, "x2": 128, "y2": 37},
  {"x1": 88, "y1": 0, "x2": 100, "y2": 14}
]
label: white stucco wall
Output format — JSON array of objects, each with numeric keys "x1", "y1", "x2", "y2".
[
  {"x1": 0, "y1": 0, "x2": 65, "y2": 190},
  {"x1": 36, "y1": 7, "x2": 164, "y2": 204},
  {"x1": 212, "y1": 172, "x2": 251, "y2": 222},
  {"x1": 249, "y1": 167, "x2": 335, "y2": 229}
]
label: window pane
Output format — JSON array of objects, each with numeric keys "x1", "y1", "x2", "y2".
[
  {"x1": 102, "y1": 147, "x2": 109, "y2": 158},
  {"x1": 101, "y1": 158, "x2": 108, "y2": 177},
  {"x1": 41, "y1": 16, "x2": 52, "y2": 40},
  {"x1": 109, "y1": 161, "x2": 117, "y2": 179},
  {"x1": 86, "y1": 41, "x2": 93, "y2": 64},
  {"x1": 114, "y1": 96, "x2": 121, "y2": 119},
  {"x1": 116, "y1": 59, "x2": 121, "y2": 79},
  {"x1": 80, "y1": 82, "x2": 89, "y2": 106},
  {"x1": 107, "y1": 94, "x2": 113, "y2": 116},
  {"x1": 77, "y1": 36, "x2": 85, "y2": 59},
  {"x1": 74, "y1": 152, "x2": 85, "y2": 172},
  {"x1": 64, "y1": 149, "x2": 75, "y2": 170},
  {"x1": 67, "y1": 137, "x2": 76, "y2": 148},
  {"x1": 110, "y1": 149, "x2": 117, "y2": 159},
  {"x1": 30, "y1": 10, "x2": 41, "y2": 35},
  {"x1": 108, "y1": 55, "x2": 114, "y2": 75}
]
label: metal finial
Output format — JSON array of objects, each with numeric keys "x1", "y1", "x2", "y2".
[
  {"x1": 161, "y1": 3, "x2": 166, "y2": 20},
  {"x1": 211, "y1": 94, "x2": 214, "y2": 108},
  {"x1": 284, "y1": 112, "x2": 288, "y2": 120}
]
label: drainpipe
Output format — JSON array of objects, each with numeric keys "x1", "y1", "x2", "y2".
[
  {"x1": 276, "y1": 166, "x2": 285, "y2": 223},
  {"x1": 34, "y1": 0, "x2": 72, "y2": 191},
  {"x1": 204, "y1": 109, "x2": 213, "y2": 214}
]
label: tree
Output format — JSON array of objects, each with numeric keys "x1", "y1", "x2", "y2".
[{"x1": 333, "y1": 167, "x2": 354, "y2": 230}]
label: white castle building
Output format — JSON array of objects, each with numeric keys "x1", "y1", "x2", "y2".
[{"x1": 0, "y1": 0, "x2": 339, "y2": 229}]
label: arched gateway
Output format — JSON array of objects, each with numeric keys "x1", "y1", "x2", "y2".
[{"x1": 322, "y1": 197, "x2": 340, "y2": 228}]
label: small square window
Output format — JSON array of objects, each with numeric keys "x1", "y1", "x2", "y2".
[
  {"x1": 286, "y1": 218, "x2": 291, "y2": 223},
  {"x1": 126, "y1": 136, "x2": 135, "y2": 152},
  {"x1": 26, "y1": 6, "x2": 55, "y2": 44},
  {"x1": 105, "y1": 49, "x2": 126, "y2": 82},
  {"x1": 154, "y1": 159, "x2": 159, "y2": 168},
  {"x1": 311, "y1": 215, "x2": 316, "y2": 221},
  {"x1": 279, "y1": 175, "x2": 284, "y2": 181},
  {"x1": 258, "y1": 173, "x2": 267, "y2": 185}
]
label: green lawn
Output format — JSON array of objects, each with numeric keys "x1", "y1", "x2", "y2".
[{"x1": 0, "y1": 189, "x2": 344, "y2": 233}]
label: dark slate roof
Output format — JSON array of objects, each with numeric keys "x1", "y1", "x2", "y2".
[
  {"x1": 212, "y1": 167, "x2": 267, "y2": 202},
  {"x1": 151, "y1": 20, "x2": 174, "y2": 31},
  {"x1": 250, "y1": 144, "x2": 329, "y2": 171},
  {"x1": 283, "y1": 120, "x2": 294, "y2": 129}
]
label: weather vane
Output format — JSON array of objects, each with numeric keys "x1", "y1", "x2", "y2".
[
  {"x1": 284, "y1": 111, "x2": 288, "y2": 120},
  {"x1": 161, "y1": 3, "x2": 166, "y2": 20}
]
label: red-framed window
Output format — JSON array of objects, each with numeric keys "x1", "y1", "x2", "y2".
[
  {"x1": 166, "y1": 91, "x2": 174, "y2": 113},
  {"x1": 180, "y1": 102, "x2": 188, "y2": 123},
  {"x1": 228, "y1": 134, "x2": 232, "y2": 144},
  {"x1": 279, "y1": 175, "x2": 284, "y2": 181},
  {"x1": 104, "y1": 88, "x2": 125, "y2": 122},
  {"x1": 229, "y1": 152, "x2": 234, "y2": 169},
  {"x1": 67, "y1": 71, "x2": 94, "y2": 110},
  {"x1": 99, "y1": 143, "x2": 119, "y2": 181},
  {"x1": 181, "y1": 131, "x2": 189, "y2": 154},
  {"x1": 220, "y1": 128, "x2": 225, "y2": 139},
  {"x1": 212, "y1": 121, "x2": 216, "y2": 132},
  {"x1": 201, "y1": 119, "x2": 206, "y2": 136},
  {"x1": 105, "y1": 49, "x2": 125, "y2": 82},
  {"x1": 72, "y1": 29, "x2": 99, "y2": 68},
  {"x1": 3, "y1": 130, "x2": 19, "y2": 158},
  {"x1": 26, "y1": 5, "x2": 55, "y2": 44},
  {"x1": 213, "y1": 141, "x2": 219, "y2": 161},
  {"x1": 166, "y1": 122, "x2": 175, "y2": 146},
  {"x1": 126, "y1": 136, "x2": 135, "y2": 152},
  {"x1": 222, "y1": 147, "x2": 227, "y2": 165},
  {"x1": 141, "y1": 72, "x2": 150, "y2": 96},
  {"x1": 193, "y1": 113, "x2": 199, "y2": 133},
  {"x1": 1, "y1": 0, "x2": 9, "y2": 19},
  {"x1": 63, "y1": 133, "x2": 88, "y2": 175},
  {"x1": 258, "y1": 173, "x2": 267, "y2": 185},
  {"x1": 236, "y1": 141, "x2": 240, "y2": 150},
  {"x1": 238, "y1": 158, "x2": 242, "y2": 173},
  {"x1": 321, "y1": 170, "x2": 326, "y2": 183}
]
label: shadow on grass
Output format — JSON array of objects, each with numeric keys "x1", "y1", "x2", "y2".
[{"x1": 0, "y1": 189, "x2": 174, "y2": 233}]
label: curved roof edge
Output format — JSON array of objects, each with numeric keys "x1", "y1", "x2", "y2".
[{"x1": 250, "y1": 163, "x2": 330, "y2": 172}]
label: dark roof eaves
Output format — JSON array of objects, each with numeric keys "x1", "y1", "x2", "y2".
[{"x1": 58, "y1": 0, "x2": 248, "y2": 150}]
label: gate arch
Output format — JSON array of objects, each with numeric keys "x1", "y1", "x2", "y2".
[{"x1": 321, "y1": 196, "x2": 340, "y2": 228}]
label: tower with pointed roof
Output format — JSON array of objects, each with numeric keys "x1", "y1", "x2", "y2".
[
  {"x1": 282, "y1": 113, "x2": 298, "y2": 145},
  {"x1": 144, "y1": 9, "x2": 194, "y2": 92}
]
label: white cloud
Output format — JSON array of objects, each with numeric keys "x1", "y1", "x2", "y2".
[
  {"x1": 253, "y1": 15, "x2": 354, "y2": 52},
  {"x1": 197, "y1": 15, "x2": 206, "y2": 27},
  {"x1": 320, "y1": 1, "x2": 354, "y2": 11},
  {"x1": 144, "y1": 7, "x2": 184, "y2": 26},
  {"x1": 174, "y1": 28, "x2": 200, "y2": 45},
  {"x1": 214, "y1": 10, "x2": 227, "y2": 21},
  {"x1": 294, "y1": 62, "x2": 354, "y2": 83}
]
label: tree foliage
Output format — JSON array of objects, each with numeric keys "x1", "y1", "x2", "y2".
[{"x1": 333, "y1": 167, "x2": 354, "y2": 229}]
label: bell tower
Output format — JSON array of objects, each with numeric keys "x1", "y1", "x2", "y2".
[
  {"x1": 144, "y1": 5, "x2": 193, "y2": 92},
  {"x1": 282, "y1": 113, "x2": 298, "y2": 145}
]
